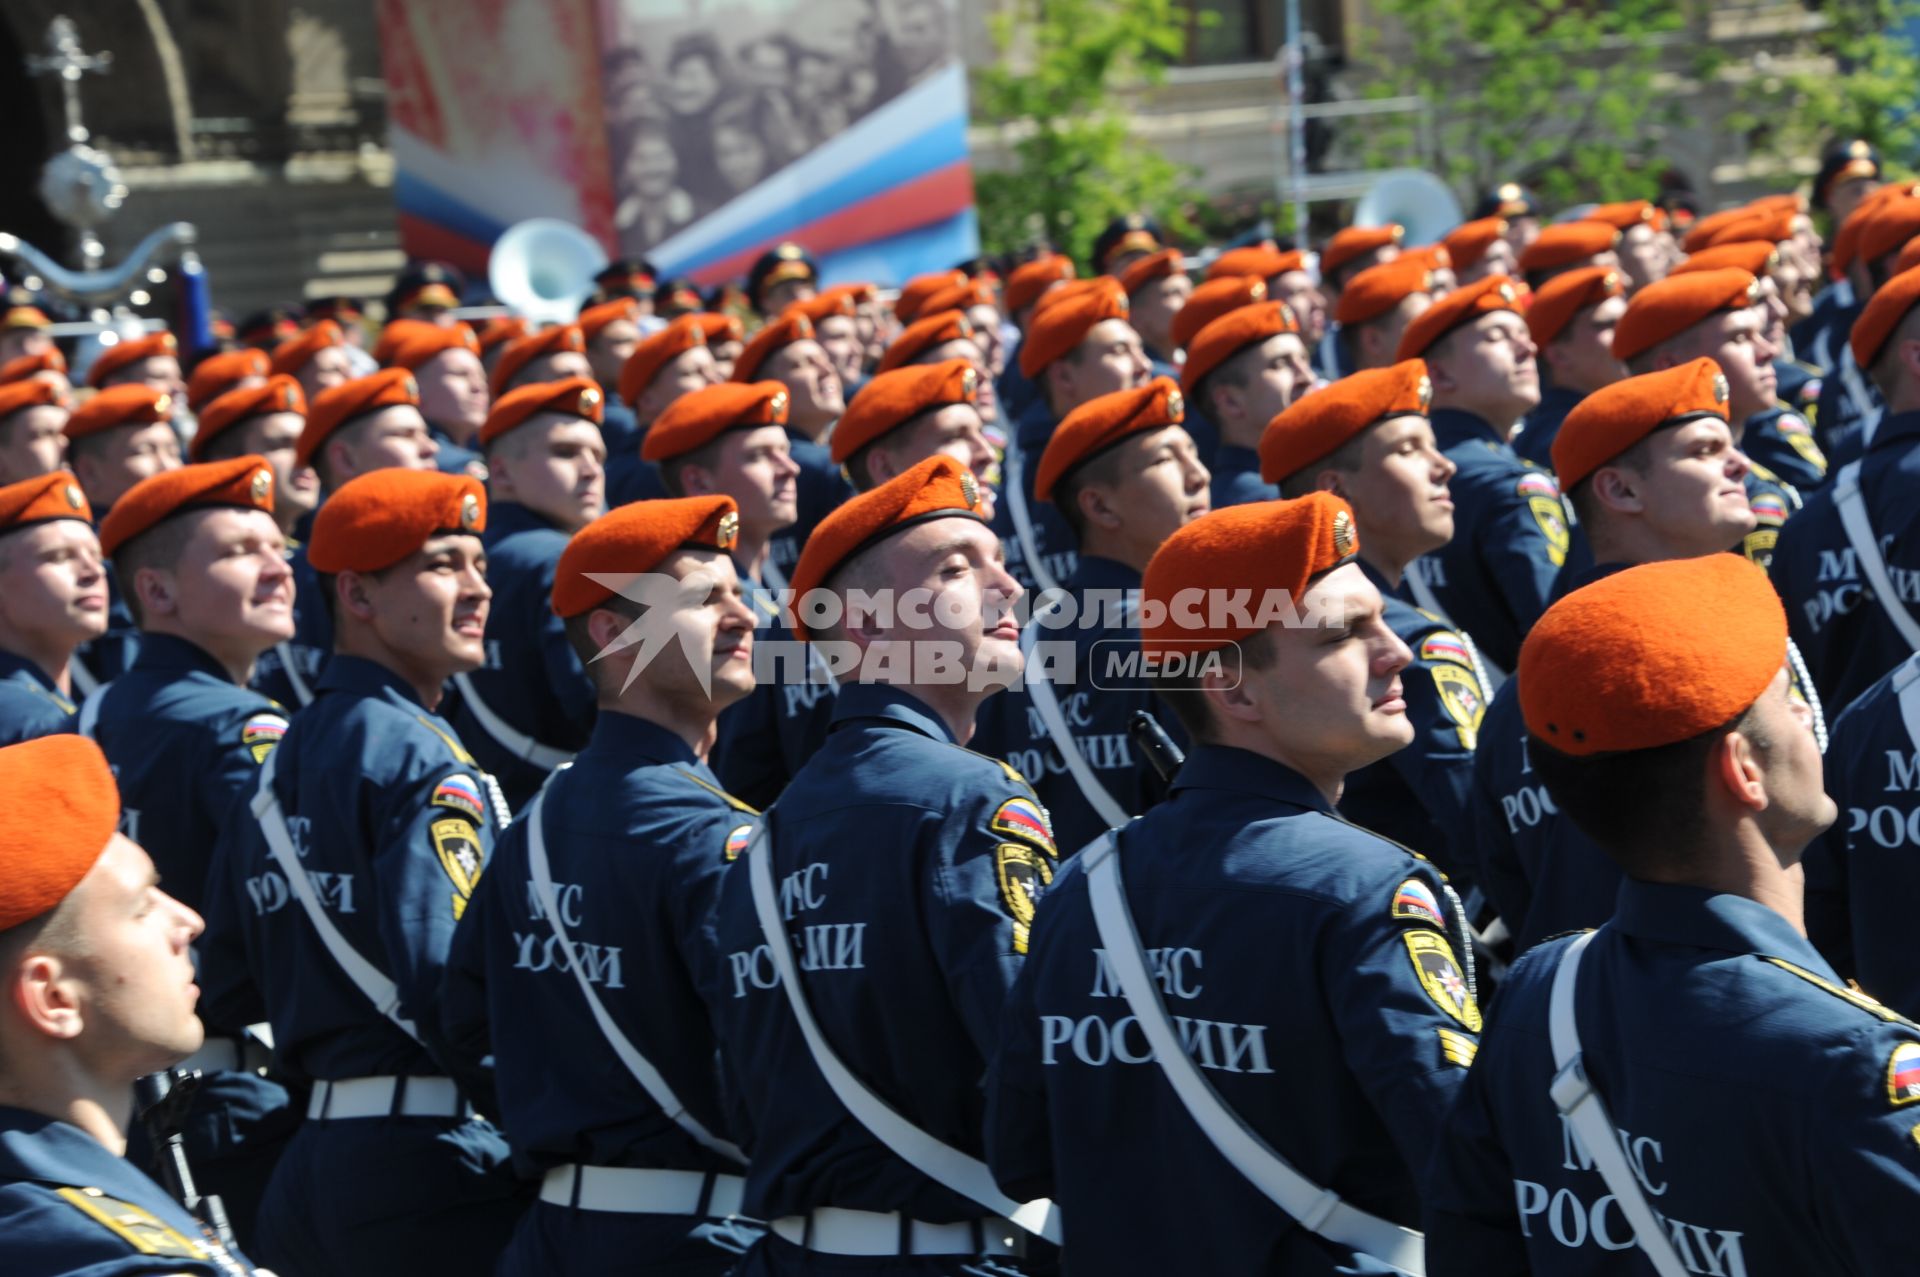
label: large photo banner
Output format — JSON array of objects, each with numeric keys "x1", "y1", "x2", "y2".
[{"x1": 378, "y1": 0, "x2": 979, "y2": 290}]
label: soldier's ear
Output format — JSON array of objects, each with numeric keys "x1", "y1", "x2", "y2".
[
  {"x1": 1710, "y1": 726, "x2": 1768, "y2": 815},
  {"x1": 334, "y1": 569, "x2": 378, "y2": 622},
  {"x1": 677, "y1": 464, "x2": 717, "y2": 498},
  {"x1": 130, "y1": 564, "x2": 177, "y2": 620},
  {"x1": 9, "y1": 949, "x2": 85, "y2": 1042},
  {"x1": 1588, "y1": 466, "x2": 1643, "y2": 516},
  {"x1": 1312, "y1": 468, "x2": 1346, "y2": 499}
]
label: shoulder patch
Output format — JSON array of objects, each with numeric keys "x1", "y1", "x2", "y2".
[
  {"x1": 725, "y1": 823, "x2": 753, "y2": 862},
  {"x1": 995, "y1": 841, "x2": 1054, "y2": 955},
  {"x1": 430, "y1": 817, "x2": 485, "y2": 920},
  {"x1": 431, "y1": 773, "x2": 487, "y2": 823},
  {"x1": 241, "y1": 712, "x2": 289, "y2": 764},
  {"x1": 1890, "y1": 1042, "x2": 1920, "y2": 1107},
  {"x1": 1764, "y1": 957, "x2": 1920, "y2": 1027},
  {"x1": 54, "y1": 1186, "x2": 204, "y2": 1258},
  {"x1": 1430, "y1": 664, "x2": 1487, "y2": 750},
  {"x1": 991, "y1": 795, "x2": 1057, "y2": 857},
  {"x1": 1391, "y1": 877, "x2": 1447, "y2": 927},
  {"x1": 1749, "y1": 492, "x2": 1788, "y2": 523},
  {"x1": 1516, "y1": 471, "x2": 1560, "y2": 500},
  {"x1": 1419, "y1": 630, "x2": 1474, "y2": 668},
  {"x1": 1785, "y1": 429, "x2": 1828, "y2": 473},
  {"x1": 1526, "y1": 494, "x2": 1571, "y2": 566},
  {"x1": 1404, "y1": 930, "x2": 1483, "y2": 1032},
  {"x1": 1437, "y1": 1026, "x2": 1479, "y2": 1068},
  {"x1": 1777, "y1": 412, "x2": 1811, "y2": 435}
]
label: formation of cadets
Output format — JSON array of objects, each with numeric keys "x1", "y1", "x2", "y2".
[{"x1": 8, "y1": 132, "x2": 1920, "y2": 1275}]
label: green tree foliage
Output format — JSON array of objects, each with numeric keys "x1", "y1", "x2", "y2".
[
  {"x1": 1353, "y1": 0, "x2": 1694, "y2": 207},
  {"x1": 971, "y1": 0, "x2": 1203, "y2": 261}
]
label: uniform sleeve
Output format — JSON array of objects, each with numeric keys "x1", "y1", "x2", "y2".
[
  {"x1": 1808, "y1": 1023, "x2": 1920, "y2": 1270},
  {"x1": 197, "y1": 788, "x2": 272, "y2": 1031},
  {"x1": 1321, "y1": 864, "x2": 1480, "y2": 1179},
  {"x1": 1804, "y1": 734, "x2": 1856, "y2": 980},
  {"x1": 373, "y1": 759, "x2": 496, "y2": 1085},
  {"x1": 926, "y1": 772, "x2": 1060, "y2": 1057},
  {"x1": 662, "y1": 803, "x2": 758, "y2": 988},
  {"x1": 985, "y1": 933, "x2": 1056, "y2": 1202},
  {"x1": 1420, "y1": 1039, "x2": 1532, "y2": 1277},
  {"x1": 1465, "y1": 691, "x2": 1534, "y2": 933},
  {"x1": 1473, "y1": 481, "x2": 1567, "y2": 641},
  {"x1": 197, "y1": 705, "x2": 287, "y2": 857},
  {"x1": 1389, "y1": 641, "x2": 1485, "y2": 875},
  {"x1": 439, "y1": 822, "x2": 512, "y2": 1093}
]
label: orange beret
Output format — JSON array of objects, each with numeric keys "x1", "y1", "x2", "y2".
[
  {"x1": 922, "y1": 280, "x2": 995, "y2": 318},
  {"x1": 480, "y1": 377, "x2": 604, "y2": 448},
  {"x1": 1018, "y1": 277, "x2": 1130, "y2": 378},
  {"x1": 1395, "y1": 274, "x2": 1523, "y2": 360},
  {"x1": 1680, "y1": 207, "x2": 1760, "y2": 255},
  {"x1": 186, "y1": 348, "x2": 271, "y2": 412},
  {"x1": 298, "y1": 368, "x2": 420, "y2": 468},
  {"x1": 1181, "y1": 301, "x2": 1301, "y2": 395},
  {"x1": 1171, "y1": 276, "x2": 1267, "y2": 351},
  {"x1": 896, "y1": 271, "x2": 969, "y2": 324},
  {"x1": 693, "y1": 312, "x2": 746, "y2": 348},
  {"x1": 1400, "y1": 244, "x2": 1452, "y2": 273},
  {"x1": 580, "y1": 298, "x2": 641, "y2": 342},
  {"x1": 1611, "y1": 267, "x2": 1759, "y2": 362},
  {"x1": 1334, "y1": 259, "x2": 1435, "y2": 327},
  {"x1": 1857, "y1": 197, "x2": 1920, "y2": 268},
  {"x1": 1519, "y1": 554, "x2": 1785, "y2": 756},
  {"x1": 1749, "y1": 192, "x2": 1806, "y2": 216},
  {"x1": 1551, "y1": 357, "x2": 1728, "y2": 491},
  {"x1": 98, "y1": 455, "x2": 276, "y2": 557},
  {"x1": 369, "y1": 319, "x2": 428, "y2": 366},
  {"x1": 1834, "y1": 183, "x2": 1920, "y2": 273},
  {"x1": 1526, "y1": 266, "x2": 1626, "y2": 348},
  {"x1": 65, "y1": 384, "x2": 172, "y2": 440},
  {"x1": 832, "y1": 359, "x2": 978, "y2": 463},
  {"x1": 1036, "y1": 377, "x2": 1184, "y2": 502},
  {"x1": 308, "y1": 468, "x2": 485, "y2": 574},
  {"x1": 87, "y1": 331, "x2": 178, "y2": 388},
  {"x1": 552, "y1": 495, "x2": 741, "y2": 617},
  {"x1": 269, "y1": 321, "x2": 347, "y2": 378},
  {"x1": 0, "y1": 735, "x2": 121, "y2": 932},
  {"x1": 0, "y1": 377, "x2": 70, "y2": 423},
  {"x1": 732, "y1": 312, "x2": 815, "y2": 383},
  {"x1": 0, "y1": 349, "x2": 67, "y2": 386},
  {"x1": 477, "y1": 315, "x2": 532, "y2": 356},
  {"x1": 1117, "y1": 249, "x2": 1186, "y2": 297},
  {"x1": 1895, "y1": 237, "x2": 1920, "y2": 279},
  {"x1": 1851, "y1": 264, "x2": 1920, "y2": 369},
  {"x1": 1588, "y1": 200, "x2": 1667, "y2": 233},
  {"x1": 0, "y1": 470, "x2": 91, "y2": 533},
  {"x1": 1672, "y1": 241, "x2": 1779, "y2": 280},
  {"x1": 617, "y1": 315, "x2": 708, "y2": 406},
  {"x1": 642, "y1": 381, "x2": 790, "y2": 462},
  {"x1": 1207, "y1": 246, "x2": 1306, "y2": 283},
  {"x1": 1442, "y1": 217, "x2": 1509, "y2": 270},
  {"x1": 191, "y1": 376, "x2": 307, "y2": 461},
  {"x1": 491, "y1": 324, "x2": 587, "y2": 397},
  {"x1": 1005, "y1": 255, "x2": 1078, "y2": 313},
  {"x1": 1322, "y1": 225, "x2": 1404, "y2": 278},
  {"x1": 382, "y1": 320, "x2": 481, "y2": 373},
  {"x1": 1518, "y1": 221, "x2": 1622, "y2": 276},
  {"x1": 788, "y1": 288, "x2": 860, "y2": 326},
  {"x1": 788, "y1": 454, "x2": 986, "y2": 641},
  {"x1": 1698, "y1": 209, "x2": 1794, "y2": 252},
  {"x1": 877, "y1": 310, "x2": 975, "y2": 375},
  {"x1": 1141, "y1": 491, "x2": 1359, "y2": 658},
  {"x1": 1259, "y1": 360, "x2": 1431, "y2": 483}
]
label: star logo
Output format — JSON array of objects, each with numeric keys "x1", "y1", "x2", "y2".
[{"x1": 582, "y1": 568, "x2": 732, "y2": 696}]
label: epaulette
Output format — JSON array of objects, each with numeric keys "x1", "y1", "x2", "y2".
[
  {"x1": 673, "y1": 765, "x2": 759, "y2": 814},
  {"x1": 1764, "y1": 956, "x2": 1920, "y2": 1029},
  {"x1": 412, "y1": 713, "x2": 478, "y2": 766}
]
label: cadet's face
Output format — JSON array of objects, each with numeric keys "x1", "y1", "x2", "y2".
[
  {"x1": 868, "y1": 515, "x2": 1023, "y2": 681},
  {"x1": 230, "y1": 412, "x2": 321, "y2": 527},
  {"x1": 0, "y1": 519, "x2": 108, "y2": 646},
  {"x1": 1470, "y1": 239, "x2": 1518, "y2": 283},
  {"x1": 965, "y1": 304, "x2": 1006, "y2": 381},
  {"x1": 1696, "y1": 309, "x2": 1777, "y2": 425},
  {"x1": 1622, "y1": 416, "x2": 1756, "y2": 556},
  {"x1": 160, "y1": 507, "x2": 295, "y2": 651},
  {"x1": 1237, "y1": 332, "x2": 1316, "y2": 427},
  {"x1": 887, "y1": 404, "x2": 996, "y2": 514},
  {"x1": 360, "y1": 534, "x2": 491, "y2": 676},
  {"x1": 1131, "y1": 274, "x2": 1193, "y2": 352},
  {"x1": 768, "y1": 339, "x2": 845, "y2": 428},
  {"x1": 813, "y1": 315, "x2": 865, "y2": 386},
  {"x1": 919, "y1": 339, "x2": 1000, "y2": 421},
  {"x1": 1768, "y1": 253, "x2": 1815, "y2": 322},
  {"x1": 86, "y1": 422, "x2": 182, "y2": 507},
  {"x1": 1431, "y1": 311, "x2": 1539, "y2": 423},
  {"x1": 334, "y1": 405, "x2": 439, "y2": 480},
  {"x1": 1345, "y1": 415, "x2": 1456, "y2": 559},
  {"x1": 1270, "y1": 271, "x2": 1326, "y2": 341},
  {"x1": 1096, "y1": 426, "x2": 1210, "y2": 555},
  {"x1": 1617, "y1": 225, "x2": 1670, "y2": 290},
  {"x1": 640, "y1": 345, "x2": 722, "y2": 425},
  {"x1": 0, "y1": 405, "x2": 69, "y2": 484},
  {"x1": 1364, "y1": 292, "x2": 1432, "y2": 369},
  {"x1": 1244, "y1": 561, "x2": 1414, "y2": 775},
  {"x1": 0, "y1": 329, "x2": 51, "y2": 364},
  {"x1": 1745, "y1": 664, "x2": 1838, "y2": 855},
  {"x1": 710, "y1": 340, "x2": 744, "y2": 379},
  {"x1": 499, "y1": 418, "x2": 607, "y2": 532},
  {"x1": 1547, "y1": 295, "x2": 1629, "y2": 393},
  {"x1": 126, "y1": 356, "x2": 186, "y2": 402},
  {"x1": 62, "y1": 836, "x2": 206, "y2": 1075},
  {"x1": 590, "y1": 320, "x2": 643, "y2": 387},
  {"x1": 1065, "y1": 319, "x2": 1152, "y2": 407},
  {"x1": 640, "y1": 547, "x2": 759, "y2": 708},
  {"x1": 300, "y1": 345, "x2": 355, "y2": 399},
  {"x1": 521, "y1": 351, "x2": 595, "y2": 392},
  {"x1": 713, "y1": 424, "x2": 800, "y2": 535}
]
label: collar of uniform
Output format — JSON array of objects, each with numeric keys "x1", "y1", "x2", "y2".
[
  {"x1": 829, "y1": 681, "x2": 956, "y2": 745},
  {"x1": 587, "y1": 707, "x2": 699, "y2": 766},
  {"x1": 1066, "y1": 553, "x2": 1141, "y2": 594},
  {"x1": 0, "y1": 1105, "x2": 173, "y2": 1200},
  {"x1": 1429, "y1": 407, "x2": 1506, "y2": 450},
  {"x1": 1211, "y1": 443, "x2": 1261, "y2": 476},
  {"x1": 484, "y1": 500, "x2": 556, "y2": 541},
  {"x1": 1015, "y1": 394, "x2": 1058, "y2": 454},
  {"x1": 1354, "y1": 555, "x2": 1417, "y2": 612},
  {"x1": 1548, "y1": 557, "x2": 1632, "y2": 605},
  {"x1": 1168, "y1": 742, "x2": 1332, "y2": 814},
  {"x1": 1870, "y1": 409, "x2": 1920, "y2": 452},
  {"x1": 1534, "y1": 383, "x2": 1585, "y2": 418},
  {"x1": 315, "y1": 652, "x2": 429, "y2": 707},
  {"x1": 129, "y1": 631, "x2": 231, "y2": 680},
  {"x1": 0, "y1": 645, "x2": 60, "y2": 694},
  {"x1": 1610, "y1": 879, "x2": 1837, "y2": 973}
]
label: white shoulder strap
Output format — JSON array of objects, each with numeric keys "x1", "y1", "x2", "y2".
[
  {"x1": 1082, "y1": 831, "x2": 1427, "y2": 1275},
  {"x1": 524, "y1": 784, "x2": 747, "y2": 1163},
  {"x1": 67, "y1": 656, "x2": 99, "y2": 699},
  {"x1": 744, "y1": 821, "x2": 1062, "y2": 1242},
  {"x1": 1840, "y1": 355, "x2": 1879, "y2": 440},
  {"x1": 451, "y1": 671, "x2": 576, "y2": 772},
  {"x1": 75, "y1": 685, "x2": 106, "y2": 738},
  {"x1": 1019, "y1": 609, "x2": 1129, "y2": 830},
  {"x1": 1003, "y1": 441, "x2": 1062, "y2": 597},
  {"x1": 275, "y1": 641, "x2": 314, "y2": 709},
  {"x1": 1834, "y1": 459, "x2": 1920, "y2": 650},
  {"x1": 1547, "y1": 931, "x2": 1689, "y2": 1277},
  {"x1": 1894, "y1": 654, "x2": 1920, "y2": 753},
  {"x1": 249, "y1": 751, "x2": 422, "y2": 1042}
]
